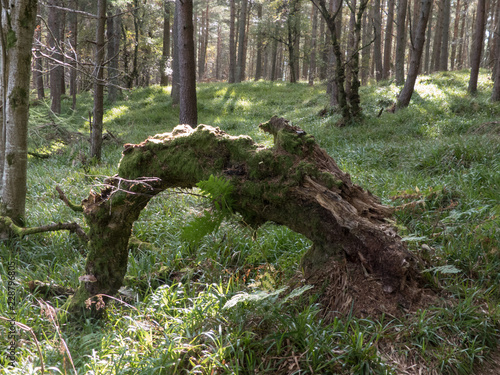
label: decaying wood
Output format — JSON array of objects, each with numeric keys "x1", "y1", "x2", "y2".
[{"x1": 67, "y1": 117, "x2": 423, "y2": 315}]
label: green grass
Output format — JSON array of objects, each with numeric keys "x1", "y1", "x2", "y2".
[{"x1": 1, "y1": 70, "x2": 499, "y2": 374}]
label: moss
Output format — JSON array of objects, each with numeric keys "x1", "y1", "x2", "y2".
[
  {"x1": 319, "y1": 172, "x2": 343, "y2": 189},
  {"x1": 6, "y1": 30, "x2": 17, "y2": 49}
]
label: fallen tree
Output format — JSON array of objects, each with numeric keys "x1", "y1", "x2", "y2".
[{"x1": 58, "y1": 116, "x2": 424, "y2": 315}]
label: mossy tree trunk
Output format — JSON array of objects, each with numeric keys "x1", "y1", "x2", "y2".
[{"x1": 67, "y1": 117, "x2": 422, "y2": 314}]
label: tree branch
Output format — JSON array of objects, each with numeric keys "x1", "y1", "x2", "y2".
[{"x1": 55, "y1": 186, "x2": 84, "y2": 212}]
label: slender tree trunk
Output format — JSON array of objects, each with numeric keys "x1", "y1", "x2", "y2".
[
  {"x1": 131, "y1": 0, "x2": 140, "y2": 87},
  {"x1": 171, "y1": 3, "x2": 180, "y2": 104},
  {"x1": 236, "y1": 0, "x2": 248, "y2": 83},
  {"x1": 34, "y1": 3, "x2": 45, "y2": 100},
  {"x1": 107, "y1": 8, "x2": 117, "y2": 102},
  {"x1": 346, "y1": 0, "x2": 357, "y2": 92},
  {"x1": 69, "y1": 0, "x2": 78, "y2": 109},
  {"x1": 242, "y1": 4, "x2": 251, "y2": 81},
  {"x1": 492, "y1": 10, "x2": 500, "y2": 100},
  {"x1": 198, "y1": 0, "x2": 209, "y2": 80},
  {"x1": 270, "y1": 27, "x2": 279, "y2": 81},
  {"x1": 450, "y1": 0, "x2": 461, "y2": 70},
  {"x1": 423, "y1": 2, "x2": 433, "y2": 73},
  {"x1": 319, "y1": 14, "x2": 328, "y2": 80},
  {"x1": 160, "y1": 1, "x2": 171, "y2": 86},
  {"x1": 395, "y1": 0, "x2": 408, "y2": 84},
  {"x1": 254, "y1": 4, "x2": 264, "y2": 81},
  {"x1": 228, "y1": 0, "x2": 236, "y2": 83},
  {"x1": 397, "y1": 0, "x2": 433, "y2": 109},
  {"x1": 432, "y1": 1, "x2": 444, "y2": 72},
  {"x1": 439, "y1": 0, "x2": 451, "y2": 71},
  {"x1": 177, "y1": 0, "x2": 197, "y2": 126},
  {"x1": 468, "y1": 0, "x2": 486, "y2": 94},
  {"x1": 361, "y1": 10, "x2": 371, "y2": 84},
  {"x1": 216, "y1": 25, "x2": 222, "y2": 80},
  {"x1": 48, "y1": 0, "x2": 62, "y2": 114},
  {"x1": 383, "y1": 0, "x2": 395, "y2": 79},
  {"x1": 309, "y1": 5, "x2": 318, "y2": 85},
  {"x1": 60, "y1": 9, "x2": 66, "y2": 95},
  {"x1": 457, "y1": 0, "x2": 469, "y2": 69},
  {"x1": 0, "y1": 0, "x2": 38, "y2": 226},
  {"x1": 490, "y1": 0, "x2": 500, "y2": 71},
  {"x1": 90, "y1": 0, "x2": 106, "y2": 161},
  {"x1": 373, "y1": 0, "x2": 384, "y2": 81}
]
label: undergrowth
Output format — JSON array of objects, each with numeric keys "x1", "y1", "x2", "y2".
[{"x1": 1, "y1": 70, "x2": 499, "y2": 374}]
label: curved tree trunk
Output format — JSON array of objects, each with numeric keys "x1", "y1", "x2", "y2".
[{"x1": 66, "y1": 117, "x2": 422, "y2": 315}]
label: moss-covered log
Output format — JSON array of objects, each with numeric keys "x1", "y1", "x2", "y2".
[{"x1": 67, "y1": 117, "x2": 422, "y2": 314}]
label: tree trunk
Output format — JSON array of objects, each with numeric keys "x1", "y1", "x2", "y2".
[
  {"x1": 171, "y1": 3, "x2": 180, "y2": 105},
  {"x1": 90, "y1": 0, "x2": 106, "y2": 161},
  {"x1": 177, "y1": 0, "x2": 197, "y2": 126},
  {"x1": 69, "y1": 0, "x2": 78, "y2": 109},
  {"x1": 216, "y1": 25, "x2": 222, "y2": 80},
  {"x1": 491, "y1": 5, "x2": 500, "y2": 100},
  {"x1": 373, "y1": 0, "x2": 384, "y2": 81},
  {"x1": 346, "y1": 0, "x2": 357, "y2": 93},
  {"x1": 397, "y1": 0, "x2": 433, "y2": 109},
  {"x1": 309, "y1": 5, "x2": 318, "y2": 85},
  {"x1": 439, "y1": 0, "x2": 451, "y2": 71},
  {"x1": 383, "y1": 0, "x2": 395, "y2": 79},
  {"x1": 432, "y1": 1, "x2": 444, "y2": 72},
  {"x1": 361, "y1": 10, "x2": 371, "y2": 85},
  {"x1": 423, "y1": 2, "x2": 433, "y2": 73},
  {"x1": 395, "y1": 0, "x2": 408, "y2": 84},
  {"x1": 254, "y1": 4, "x2": 264, "y2": 81},
  {"x1": 66, "y1": 117, "x2": 423, "y2": 316},
  {"x1": 457, "y1": 0, "x2": 469, "y2": 69},
  {"x1": 236, "y1": 0, "x2": 248, "y2": 83},
  {"x1": 319, "y1": 14, "x2": 328, "y2": 80},
  {"x1": 0, "y1": 0, "x2": 38, "y2": 227},
  {"x1": 160, "y1": 1, "x2": 171, "y2": 87},
  {"x1": 271, "y1": 25, "x2": 279, "y2": 81},
  {"x1": 48, "y1": 0, "x2": 63, "y2": 114},
  {"x1": 198, "y1": 0, "x2": 209, "y2": 80},
  {"x1": 468, "y1": 0, "x2": 486, "y2": 94},
  {"x1": 228, "y1": 0, "x2": 237, "y2": 83},
  {"x1": 131, "y1": 0, "x2": 140, "y2": 87},
  {"x1": 34, "y1": 3, "x2": 45, "y2": 100},
  {"x1": 490, "y1": 0, "x2": 500, "y2": 72},
  {"x1": 107, "y1": 8, "x2": 117, "y2": 103},
  {"x1": 450, "y1": 0, "x2": 461, "y2": 70}
]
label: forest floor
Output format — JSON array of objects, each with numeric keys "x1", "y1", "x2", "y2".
[{"x1": 0, "y1": 70, "x2": 499, "y2": 374}]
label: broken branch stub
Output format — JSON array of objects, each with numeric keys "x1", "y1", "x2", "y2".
[{"x1": 67, "y1": 116, "x2": 421, "y2": 314}]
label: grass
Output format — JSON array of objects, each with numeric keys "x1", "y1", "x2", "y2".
[{"x1": 1, "y1": 69, "x2": 499, "y2": 374}]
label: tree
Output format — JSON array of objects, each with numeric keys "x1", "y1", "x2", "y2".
[
  {"x1": 228, "y1": 0, "x2": 236, "y2": 83},
  {"x1": 34, "y1": 2, "x2": 45, "y2": 100},
  {"x1": 383, "y1": 0, "x2": 395, "y2": 79},
  {"x1": 254, "y1": 3, "x2": 264, "y2": 81},
  {"x1": 492, "y1": 4, "x2": 500, "y2": 101},
  {"x1": 160, "y1": 1, "x2": 171, "y2": 87},
  {"x1": 397, "y1": 0, "x2": 433, "y2": 108},
  {"x1": 468, "y1": 0, "x2": 486, "y2": 94},
  {"x1": 395, "y1": 0, "x2": 408, "y2": 84},
  {"x1": 47, "y1": 0, "x2": 63, "y2": 114},
  {"x1": 309, "y1": 4, "x2": 319, "y2": 85},
  {"x1": 90, "y1": 0, "x2": 106, "y2": 161},
  {"x1": 68, "y1": 0, "x2": 78, "y2": 109},
  {"x1": 236, "y1": 0, "x2": 248, "y2": 83},
  {"x1": 177, "y1": 0, "x2": 197, "y2": 126},
  {"x1": 63, "y1": 117, "x2": 424, "y2": 315},
  {"x1": 450, "y1": 0, "x2": 462, "y2": 70},
  {"x1": 0, "y1": 0, "x2": 38, "y2": 227},
  {"x1": 171, "y1": 3, "x2": 180, "y2": 105},
  {"x1": 107, "y1": 6, "x2": 118, "y2": 103},
  {"x1": 439, "y1": 0, "x2": 451, "y2": 71},
  {"x1": 373, "y1": 0, "x2": 383, "y2": 81}
]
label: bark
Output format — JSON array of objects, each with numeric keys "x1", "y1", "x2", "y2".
[
  {"x1": 131, "y1": 0, "x2": 140, "y2": 87},
  {"x1": 373, "y1": 0, "x2": 383, "y2": 81},
  {"x1": 160, "y1": 1, "x2": 171, "y2": 86},
  {"x1": 68, "y1": 0, "x2": 78, "y2": 109},
  {"x1": 397, "y1": 0, "x2": 433, "y2": 109},
  {"x1": 432, "y1": 1, "x2": 444, "y2": 72},
  {"x1": 66, "y1": 117, "x2": 422, "y2": 315},
  {"x1": 423, "y1": 2, "x2": 433, "y2": 73},
  {"x1": 107, "y1": 8, "x2": 118, "y2": 103},
  {"x1": 198, "y1": 0, "x2": 209, "y2": 80},
  {"x1": 395, "y1": 0, "x2": 408, "y2": 84},
  {"x1": 48, "y1": 0, "x2": 63, "y2": 114},
  {"x1": 457, "y1": 0, "x2": 469, "y2": 69},
  {"x1": 490, "y1": 0, "x2": 500, "y2": 72},
  {"x1": 346, "y1": 0, "x2": 357, "y2": 93},
  {"x1": 171, "y1": 3, "x2": 180, "y2": 105},
  {"x1": 90, "y1": 0, "x2": 106, "y2": 161},
  {"x1": 319, "y1": 13, "x2": 327, "y2": 80},
  {"x1": 216, "y1": 24, "x2": 222, "y2": 80},
  {"x1": 492, "y1": 6, "x2": 500, "y2": 100},
  {"x1": 0, "y1": 0, "x2": 38, "y2": 226},
  {"x1": 270, "y1": 25, "x2": 279, "y2": 81},
  {"x1": 449, "y1": 0, "x2": 461, "y2": 70},
  {"x1": 34, "y1": 4, "x2": 45, "y2": 100},
  {"x1": 254, "y1": 4, "x2": 263, "y2": 81},
  {"x1": 361, "y1": 10, "x2": 371, "y2": 85},
  {"x1": 383, "y1": 0, "x2": 395, "y2": 79},
  {"x1": 236, "y1": 0, "x2": 248, "y2": 83},
  {"x1": 439, "y1": 0, "x2": 451, "y2": 71},
  {"x1": 309, "y1": 5, "x2": 319, "y2": 85},
  {"x1": 177, "y1": 0, "x2": 197, "y2": 126},
  {"x1": 228, "y1": 0, "x2": 236, "y2": 83},
  {"x1": 468, "y1": 0, "x2": 486, "y2": 94}
]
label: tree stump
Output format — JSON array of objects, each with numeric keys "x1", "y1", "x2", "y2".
[{"x1": 66, "y1": 117, "x2": 424, "y2": 315}]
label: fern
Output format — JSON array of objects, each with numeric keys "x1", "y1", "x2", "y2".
[{"x1": 181, "y1": 175, "x2": 234, "y2": 244}]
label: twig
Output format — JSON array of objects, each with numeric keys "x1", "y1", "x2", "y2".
[
  {"x1": 55, "y1": 186, "x2": 84, "y2": 212},
  {"x1": 0, "y1": 216, "x2": 88, "y2": 242}
]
